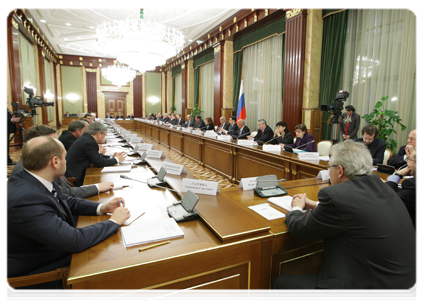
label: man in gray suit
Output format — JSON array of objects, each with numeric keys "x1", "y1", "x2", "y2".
[
  {"x1": 273, "y1": 140, "x2": 415, "y2": 289},
  {"x1": 339, "y1": 105, "x2": 360, "y2": 140}
]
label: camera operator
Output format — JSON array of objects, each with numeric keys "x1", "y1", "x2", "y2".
[
  {"x1": 8, "y1": 108, "x2": 21, "y2": 165},
  {"x1": 339, "y1": 105, "x2": 360, "y2": 140}
]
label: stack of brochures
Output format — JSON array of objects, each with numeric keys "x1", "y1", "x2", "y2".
[
  {"x1": 120, "y1": 218, "x2": 184, "y2": 247},
  {"x1": 268, "y1": 196, "x2": 309, "y2": 213}
]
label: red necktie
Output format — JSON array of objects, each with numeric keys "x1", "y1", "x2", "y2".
[
  {"x1": 218, "y1": 124, "x2": 223, "y2": 133},
  {"x1": 345, "y1": 119, "x2": 350, "y2": 135}
]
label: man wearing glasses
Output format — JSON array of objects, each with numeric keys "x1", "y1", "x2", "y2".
[
  {"x1": 387, "y1": 130, "x2": 416, "y2": 169},
  {"x1": 386, "y1": 147, "x2": 416, "y2": 228},
  {"x1": 354, "y1": 124, "x2": 386, "y2": 165},
  {"x1": 273, "y1": 140, "x2": 415, "y2": 289}
]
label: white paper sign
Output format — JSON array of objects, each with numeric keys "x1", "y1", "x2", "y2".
[
  {"x1": 262, "y1": 145, "x2": 281, "y2": 153},
  {"x1": 181, "y1": 178, "x2": 220, "y2": 196},
  {"x1": 137, "y1": 144, "x2": 154, "y2": 151},
  {"x1": 237, "y1": 139, "x2": 254, "y2": 146},
  {"x1": 249, "y1": 203, "x2": 285, "y2": 220},
  {"x1": 183, "y1": 128, "x2": 192, "y2": 133},
  {"x1": 192, "y1": 130, "x2": 204, "y2": 136},
  {"x1": 161, "y1": 162, "x2": 188, "y2": 175},
  {"x1": 316, "y1": 170, "x2": 330, "y2": 181},
  {"x1": 146, "y1": 150, "x2": 165, "y2": 159},
  {"x1": 297, "y1": 152, "x2": 320, "y2": 160},
  {"x1": 125, "y1": 134, "x2": 137, "y2": 137},
  {"x1": 204, "y1": 131, "x2": 217, "y2": 137},
  {"x1": 130, "y1": 137, "x2": 143, "y2": 143},
  {"x1": 217, "y1": 135, "x2": 232, "y2": 142},
  {"x1": 238, "y1": 177, "x2": 258, "y2": 191}
]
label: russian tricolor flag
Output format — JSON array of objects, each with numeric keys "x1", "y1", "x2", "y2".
[{"x1": 236, "y1": 80, "x2": 246, "y2": 122}]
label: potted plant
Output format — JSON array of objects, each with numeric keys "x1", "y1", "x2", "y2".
[{"x1": 361, "y1": 95, "x2": 407, "y2": 153}]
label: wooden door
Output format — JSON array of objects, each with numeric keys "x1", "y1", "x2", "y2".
[{"x1": 103, "y1": 91, "x2": 128, "y2": 118}]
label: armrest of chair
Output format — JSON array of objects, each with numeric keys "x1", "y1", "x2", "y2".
[
  {"x1": 8, "y1": 266, "x2": 70, "y2": 289},
  {"x1": 66, "y1": 177, "x2": 76, "y2": 187}
]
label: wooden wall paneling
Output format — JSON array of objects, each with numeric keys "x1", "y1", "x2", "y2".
[
  {"x1": 86, "y1": 71, "x2": 98, "y2": 114},
  {"x1": 133, "y1": 74, "x2": 143, "y2": 118},
  {"x1": 159, "y1": 128, "x2": 170, "y2": 148},
  {"x1": 202, "y1": 139, "x2": 234, "y2": 180},
  {"x1": 8, "y1": 15, "x2": 23, "y2": 106},
  {"x1": 37, "y1": 47, "x2": 48, "y2": 124},
  {"x1": 282, "y1": 10, "x2": 307, "y2": 133},
  {"x1": 164, "y1": 72, "x2": 168, "y2": 114},
  {"x1": 53, "y1": 63, "x2": 61, "y2": 127},
  {"x1": 302, "y1": 108, "x2": 323, "y2": 144},
  {"x1": 213, "y1": 42, "x2": 224, "y2": 126},
  {"x1": 221, "y1": 108, "x2": 233, "y2": 120}
]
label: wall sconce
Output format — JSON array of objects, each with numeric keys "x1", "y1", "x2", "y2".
[
  {"x1": 147, "y1": 96, "x2": 160, "y2": 105},
  {"x1": 66, "y1": 93, "x2": 79, "y2": 104}
]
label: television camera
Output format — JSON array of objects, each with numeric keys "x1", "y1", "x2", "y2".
[{"x1": 320, "y1": 90, "x2": 349, "y2": 124}]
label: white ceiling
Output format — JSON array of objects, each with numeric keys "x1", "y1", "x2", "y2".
[{"x1": 27, "y1": 8, "x2": 240, "y2": 59}]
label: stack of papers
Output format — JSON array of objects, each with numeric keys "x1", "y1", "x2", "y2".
[
  {"x1": 268, "y1": 196, "x2": 309, "y2": 213},
  {"x1": 249, "y1": 203, "x2": 285, "y2": 220},
  {"x1": 120, "y1": 218, "x2": 184, "y2": 247}
]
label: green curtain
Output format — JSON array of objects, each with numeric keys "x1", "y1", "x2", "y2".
[
  {"x1": 194, "y1": 67, "x2": 200, "y2": 109},
  {"x1": 232, "y1": 51, "x2": 243, "y2": 116},
  {"x1": 172, "y1": 76, "x2": 175, "y2": 112},
  {"x1": 319, "y1": 10, "x2": 349, "y2": 140}
]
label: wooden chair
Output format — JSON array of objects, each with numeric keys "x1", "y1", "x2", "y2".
[
  {"x1": 410, "y1": 277, "x2": 420, "y2": 300},
  {"x1": 8, "y1": 267, "x2": 70, "y2": 289},
  {"x1": 383, "y1": 149, "x2": 393, "y2": 165},
  {"x1": 317, "y1": 140, "x2": 333, "y2": 156},
  {"x1": 66, "y1": 177, "x2": 76, "y2": 187}
]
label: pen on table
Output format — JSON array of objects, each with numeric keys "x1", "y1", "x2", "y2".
[
  {"x1": 138, "y1": 241, "x2": 170, "y2": 252},
  {"x1": 119, "y1": 199, "x2": 123, "y2": 207}
]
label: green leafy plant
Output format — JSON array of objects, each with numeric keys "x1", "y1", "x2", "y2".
[
  {"x1": 361, "y1": 95, "x2": 407, "y2": 153},
  {"x1": 170, "y1": 105, "x2": 177, "y2": 113},
  {"x1": 190, "y1": 106, "x2": 204, "y2": 118}
]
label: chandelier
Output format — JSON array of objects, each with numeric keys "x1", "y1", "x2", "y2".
[
  {"x1": 102, "y1": 63, "x2": 136, "y2": 87},
  {"x1": 96, "y1": 9, "x2": 185, "y2": 73}
]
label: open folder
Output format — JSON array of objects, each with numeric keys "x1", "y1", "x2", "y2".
[{"x1": 120, "y1": 218, "x2": 184, "y2": 247}]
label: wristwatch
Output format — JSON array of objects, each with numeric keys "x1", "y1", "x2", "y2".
[{"x1": 393, "y1": 172, "x2": 403, "y2": 179}]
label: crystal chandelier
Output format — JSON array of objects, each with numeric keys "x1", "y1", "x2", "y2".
[
  {"x1": 96, "y1": 9, "x2": 185, "y2": 73},
  {"x1": 101, "y1": 63, "x2": 136, "y2": 87}
]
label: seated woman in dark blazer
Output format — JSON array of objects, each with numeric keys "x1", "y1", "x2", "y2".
[
  {"x1": 204, "y1": 117, "x2": 215, "y2": 131},
  {"x1": 281, "y1": 124, "x2": 317, "y2": 152},
  {"x1": 270, "y1": 121, "x2": 294, "y2": 145}
]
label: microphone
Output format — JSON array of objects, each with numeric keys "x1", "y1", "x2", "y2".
[
  {"x1": 119, "y1": 175, "x2": 181, "y2": 197},
  {"x1": 263, "y1": 135, "x2": 281, "y2": 145},
  {"x1": 234, "y1": 130, "x2": 251, "y2": 140},
  {"x1": 294, "y1": 140, "x2": 315, "y2": 149}
]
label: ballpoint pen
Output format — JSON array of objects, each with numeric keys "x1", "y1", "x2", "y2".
[{"x1": 138, "y1": 241, "x2": 170, "y2": 252}]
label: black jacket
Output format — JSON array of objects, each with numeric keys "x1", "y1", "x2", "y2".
[
  {"x1": 354, "y1": 137, "x2": 386, "y2": 165},
  {"x1": 387, "y1": 145, "x2": 407, "y2": 169},
  {"x1": 58, "y1": 130, "x2": 77, "y2": 151}
]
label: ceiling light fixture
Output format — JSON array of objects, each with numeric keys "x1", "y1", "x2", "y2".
[
  {"x1": 66, "y1": 23, "x2": 72, "y2": 26},
  {"x1": 101, "y1": 62, "x2": 136, "y2": 87},
  {"x1": 40, "y1": 19, "x2": 46, "y2": 23},
  {"x1": 96, "y1": 9, "x2": 184, "y2": 73}
]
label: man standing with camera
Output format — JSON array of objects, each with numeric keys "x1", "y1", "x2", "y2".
[
  {"x1": 339, "y1": 105, "x2": 360, "y2": 140},
  {"x1": 8, "y1": 107, "x2": 21, "y2": 165}
]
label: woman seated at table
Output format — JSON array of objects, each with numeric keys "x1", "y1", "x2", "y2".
[
  {"x1": 270, "y1": 121, "x2": 294, "y2": 145},
  {"x1": 204, "y1": 117, "x2": 215, "y2": 131},
  {"x1": 280, "y1": 124, "x2": 317, "y2": 152}
]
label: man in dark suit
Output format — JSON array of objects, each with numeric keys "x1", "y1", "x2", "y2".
[
  {"x1": 105, "y1": 113, "x2": 113, "y2": 119},
  {"x1": 355, "y1": 124, "x2": 386, "y2": 165},
  {"x1": 66, "y1": 122, "x2": 126, "y2": 186},
  {"x1": 223, "y1": 116, "x2": 238, "y2": 136},
  {"x1": 273, "y1": 140, "x2": 415, "y2": 289},
  {"x1": 248, "y1": 119, "x2": 274, "y2": 144},
  {"x1": 115, "y1": 112, "x2": 124, "y2": 119},
  {"x1": 162, "y1": 113, "x2": 170, "y2": 123},
  {"x1": 339, "y1": 105, "x2": 360, "y2": 140},
  {"x1": 233, "y1": 119, "x2": 250, "y2": 139},
  {"x1": 126, "y1": 114, "x2": 134, "y2": 119},
  {"x1": 388, "y1": 129, "x2": 416, "y2": 169},
  {"x1": 193, "y1": 115, "x2": 206, "y2": 130},
  {"x1": 176, "y1": 113, "x2": 185, "y2": 126},
  {"x1": 8, "y1": 107, "x2": 20, "y2": 165},
  {"x1": 216, "y1": 117, "x2": 230, "y2": 134},
  {"x1": 184, "y1": 114, "x2": 195, "y2": 128},
  {"x1": 386, "y1": 147, "x2": 416, "y2": 227},
  {"x1": 8, "y1": 136, "x2": 130, "y2": 288},
  {"x1": 10, "y1": 124, "x2": 114, "y2": 198},
  {"x1": 58, "y1": 120, "x2": 86, "y2": 151},
  {"x1": 168, "y1": 114, "x2": 178, "y2": 125}
]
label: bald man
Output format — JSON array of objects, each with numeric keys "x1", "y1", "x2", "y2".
[
  {"x1": 8, "y1": 136, "x2": 130, "y2": 288},
  {"x1": 387, "y1": 129, "x2": 416, "y2": 169}
]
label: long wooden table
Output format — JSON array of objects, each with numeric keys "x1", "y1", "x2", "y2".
[
  {"x1": 133, "y1": 119, "x2": 327, "y2": 182},
  {"x1": 68, "y1": 122, "x2": 385, "y2": 289}
]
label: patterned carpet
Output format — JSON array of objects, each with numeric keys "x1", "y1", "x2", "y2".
[{"x1": 7, "y1": 126, "x2": 236, "y2": 189}]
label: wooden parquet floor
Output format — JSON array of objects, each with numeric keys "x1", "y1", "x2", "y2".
[{"x1": 7, "y1": 127, "x2": 237, "y2": 189}]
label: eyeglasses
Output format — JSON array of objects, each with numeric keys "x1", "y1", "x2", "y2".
[
  {"x1": 363, "y1": 137, "x2": 374, "y2": 143},
  {"x1": 407, "y1": 136, "x2": 416, "y2": 141},
  {"x1": 326, "y1": 164, "x2": 340, "y2": 170},
  {"x1": 295, "y1": 130, "x2": 303, "y2": 133},
  {"x1": 405, "y1": 157, "x2": 416, "y2": 162}
]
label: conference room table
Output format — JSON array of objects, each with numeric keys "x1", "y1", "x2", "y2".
[{"x1": 67, "y1": 121, "x2": 398, "y2": 289}]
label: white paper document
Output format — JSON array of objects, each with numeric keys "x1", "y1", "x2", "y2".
[
  {"x1": 112, "y1": 182, "x2": 130, "y2": 190},
  {"x1": 101, "y1": 165, "x2": 132, "y2": 173},
  {"x1": 249, "y1": 203, "x2": 285, "y2": 220},
  {"x1": 107, "y1": 198, "x2": 145, "y2": 226},
  {"x1": 268, "y1": 196, "x2": 309, "y2": 213},
  {"x1": 120, "y1": 218, "x2": 184, "y2": 247}
]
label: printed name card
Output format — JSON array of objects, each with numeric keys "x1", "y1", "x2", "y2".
[
  {"x1": 183, "y1": 128, "x2": 192, "y2": 133},
  {"x1": 237, "y1": 139, "x2": 254, "y2": 146},
  {"x1": 297, "y1": 152, "x2": 320, "y2": 160},
  {"x1": 316, "y1": 170, "x2": 330, "y2": 181},
  {"x1": 192, "y1": 130, "x2": 204, "y2": 136},
  {"x1": 125, "y1": 134, "x2": 138, "y2": 138},
  {"x1": 239, "y1": 177, "x2": 258, "y2": 191},
  {"x1": 217, "y1": 135, "x2": 232, "y2": 142},
  {"x1": 136, "y1": 144, "x2": 155, "y2": 151},
  {"x1": 262, "y1": 145, "x2": 281, "y2": 153},
  {"x1": 181, "y1": 178, "x2": 220, "y2": 196},
  {"x1": 146, "y1": 150, "x2": 165, "y2": 159},
  {"x1": 204, "y1": 131, "x2": 217, "y2": 137},
  {"x1": 161, "y1": 162, "x2": 188, "y2": 175},
  {"x1": 130, "y1": 137, "x2": 143, "y2": 143}
]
